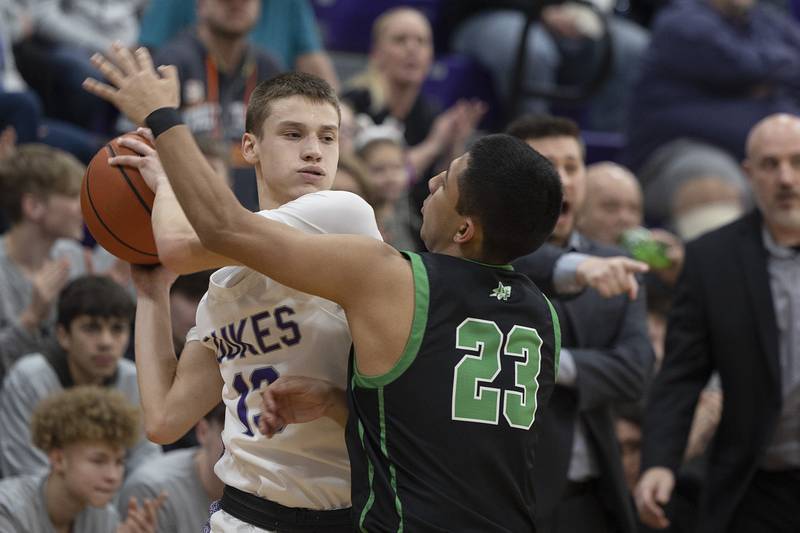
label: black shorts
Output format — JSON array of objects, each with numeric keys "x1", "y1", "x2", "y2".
[{"x1": 220, "y1": 485, "x2": 353, "y2": 532}]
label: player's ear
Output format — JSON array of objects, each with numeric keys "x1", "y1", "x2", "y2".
[
  {"x1": 453, "y1": 216, "x2": 476, "y2": 245},
  {"x1": 241, "y1": 132, "x2": 259, "y2": 165}
]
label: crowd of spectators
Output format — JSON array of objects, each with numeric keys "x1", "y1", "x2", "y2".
[{"x1": 0, "y1": 0, "x2": 798, "y2": 532}]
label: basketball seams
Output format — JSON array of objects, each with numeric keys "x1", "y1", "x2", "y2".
[
  {"x1": 83, "y1": 149, "x2": 159, "y2": 260},
  {"x1": 105, "y1": 142, "x2": 154, "y2": 215}
]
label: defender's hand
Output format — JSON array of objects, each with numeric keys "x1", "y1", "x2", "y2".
[
  {"x1": 83, "y1": 43, "x2": 179, "y2": 126},
  {"x1": 259, "y1": 376, "x2": 345, "y2": 438}
]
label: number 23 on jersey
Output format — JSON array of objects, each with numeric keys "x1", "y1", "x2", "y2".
[{"x1": 452, "y1": 318, "x2": 544, "y2": 430}]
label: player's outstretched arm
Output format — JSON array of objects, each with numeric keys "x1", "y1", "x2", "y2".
[{"x1": 131, "y1": 265, "x2": 223, "y2": 444}]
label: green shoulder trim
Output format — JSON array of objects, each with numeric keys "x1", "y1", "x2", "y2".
[
  {"x1": 353, "y1": 252, "x2": 429, "y2": 388},
  {"x1": 544, "y1": 295, "x2": 561, "y2": 380}
]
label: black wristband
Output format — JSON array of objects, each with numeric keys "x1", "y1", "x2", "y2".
[{"x1": 145, "y1": 107, "x2": 183, "y2": 138}]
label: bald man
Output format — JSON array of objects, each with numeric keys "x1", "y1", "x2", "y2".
[
  {"x1": 577, "y1": 162, "x2": 643, "y2": 246},
  {"x1": 635, "y1": 113, "x2": 800, "y2": 533}
]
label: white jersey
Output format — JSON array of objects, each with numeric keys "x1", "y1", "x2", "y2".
[{"x1": 188, "y1": 191, "x2": 382, "y2": 510}]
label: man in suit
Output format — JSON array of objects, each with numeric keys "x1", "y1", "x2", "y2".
[
  {"x1": 508, "y1": 115, "x2": 654, "y2": 533},
  {"x1": 635, "y1": 114, "x2": 800, "y2": 533}
]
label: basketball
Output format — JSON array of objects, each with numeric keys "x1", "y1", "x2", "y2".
[{"x1": 81, "y1": 133, "x2": 160, "y2": 265}]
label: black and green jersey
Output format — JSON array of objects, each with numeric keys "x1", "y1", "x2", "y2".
[{"x1": 346, "y1": 252, "x2": 560, "y2": 532}]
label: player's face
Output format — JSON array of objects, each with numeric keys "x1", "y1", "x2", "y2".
[
  {"x1": 373, "y1": 10, "x2": 433, "y2": 87},
  {"x1": 744, "y1": 118, "x2": 800, "y2": 232},
  {"x1": 52, "y1": 441, "x2": 125, "y2": 508},
  {"x1": 246, "y1": 96, "x2": 339, "y2": 208},
  {"x1": 41, "y1": 193, "x2": 84, "y2": 241},
  {"x1": 525, "y1": 136, "x2": 586, "y2": 247},
  {"x1": 58, "y1": 315, "x2": 130, "y2": 385},
  {"x1": 420, "y1": 154, "x2": 468, "y2": 253}
]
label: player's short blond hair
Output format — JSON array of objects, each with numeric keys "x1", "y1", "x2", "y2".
[
  {"x1": 31, "y1": 386, "x2": 140, "y2": 453},
  {"x1": 0, "y1": 144, "x2": 85, "y2": 223}
]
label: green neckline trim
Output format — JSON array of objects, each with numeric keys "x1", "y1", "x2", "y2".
[
  {"x1": 544, "y1": 295, "x2": 561, "y2": 380},
  {"x1": 379, "y1": 388, "x2": 404, "y2": 531},
  {"x1": 353, "y1": 252, "x2": 429, "y2": 388},
  {"x1": 462, "y1": 257, "x2": 515, "y2": 271}
]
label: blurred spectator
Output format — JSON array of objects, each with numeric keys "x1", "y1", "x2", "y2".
[
  {"x1": 338, "y1": 99, "x2": 357, "y2": 158},
  {"x1": 0, "y1": 386, "x2": 163, "y2": 532},
  {"x1": 119, "y1": 403, "x2": 224, "y2": 533},
  {"x1": 0, "y1": 275, "x2": 162, "y2": 477},
  {"x1": 154, "y1": 0, "x2": 281, "y2": 149},
  {"x1": 169, "y1": 270, "x2": 212, "y2": 356},
  {"x1": 355, "y1": 122, "x2": 421, "y2": 251},
  {"x1": 342, "y1": 7, "x2": 486, "y2": 185},
  {"x1": 635, "y1": 114, "x2": 800, "y2": 533},
  {"x1": 0, "y1": 16, "x2": 101, "y2": 162},
  {"x1": 0, "y1": 145, "x2": 86, "y2": 380},
  {"x1": 333, "y1": 152, "x2": 374, "y2": 205},
  {"x1": 614, "y1": 409, "x2": 643, "y2": 493},
  {"x1": 578, "y1": 162, "x2": 643, "y2": 245},
  {"x1": 576, "y1": 162, "x2": 687, "y2": 284},
  {"x1": 449, "y1": 0, "x2": 649, "y2": 131},
  {"x1": 508, "y1": 115, "x2": 653, "y2": 533},
  {"x1": 138, "y1": 0, "x2": 339, "y2": 90},
  {"x1": 195, "y1": 135, "x2": 232, "y2": 187},
  {"x1": 625, "y1": 0, "x2": 800, "y2": 173},
  {"x1": 11, "y1": 0, "x2": 146, "y2": 134}
]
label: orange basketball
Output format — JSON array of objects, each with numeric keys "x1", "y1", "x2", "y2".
[{"x1": 81, "y1": 133, "x2": 160, "y2": 265}]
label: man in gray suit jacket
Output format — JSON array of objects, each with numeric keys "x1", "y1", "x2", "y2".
[{"x1": 510, "y1": 115, "x2": 654, "y2": 533}]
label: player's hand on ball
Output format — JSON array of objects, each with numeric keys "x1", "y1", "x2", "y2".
[
  {"x1": 259, "y1": 377, "x2": 344, "y2": 438},
  {"x1": 83, "y1": 42, "x2": 179, "y2": 125},
  {"x1": 634, "y1": 467, "x2": 675, "y2": 529},
  {"x1": 109, "y1": 128, "x2": 169, "y2": 192},
  {"x1": 130, "y1": 264, "x2": 179, "y2": 297},
  {"x1": 575, "y1": 256, "x2": 649, "y2": 300}
]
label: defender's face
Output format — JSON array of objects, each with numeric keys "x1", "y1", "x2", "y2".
[
  {"x1": 525, "y1": 136, "x2": 586, "y2": 246},
  {"x1": 248, "y1": 96, "x2": 339, "y2": 208},
  {"x1": 420, "y1": 154, "x2": 468, "y2": 253},
  {"x1": 58, "y1": 315, "x2": 130, "y2": 385},
  {"x1": 53, "y1": 441, "x2": 125, "y2": 508}
]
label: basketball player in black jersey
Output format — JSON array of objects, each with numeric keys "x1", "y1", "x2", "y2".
[{"x1": 86, "y1": 47, "x2": 565, "y2": 531}]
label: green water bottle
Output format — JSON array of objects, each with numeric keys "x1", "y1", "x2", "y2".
[{"x1": 620, "y1": 227, "x2": 672, "y2": 269}]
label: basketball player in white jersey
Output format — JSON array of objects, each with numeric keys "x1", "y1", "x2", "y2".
[{"x1": 113, "y1": 72, "x2": 382, "y2": 532}]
